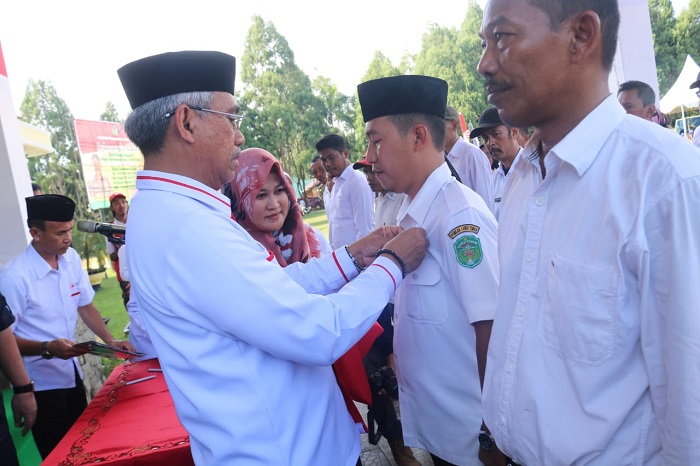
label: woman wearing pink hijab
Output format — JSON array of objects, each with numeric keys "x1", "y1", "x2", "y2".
[{"x1": 223, "y1": 147, "x2": 380, "y2": 433}]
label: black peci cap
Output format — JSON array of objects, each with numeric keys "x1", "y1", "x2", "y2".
[
  {"x1": 469, "y1": 107, "x2": 504, "y2": 139},
  {"x1": 26, "y1": 195, "x2": 75, "y2": 222},
  {"x1": 118, "y1": 51, "x2": 236, "y2": 110},
  {"x1": 357, "y1": 75, "x2": 448, "y2": 123}
]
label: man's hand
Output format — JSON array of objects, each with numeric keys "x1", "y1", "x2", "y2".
[
  {"x1": 47, "y1": 338, "x2": 87, "y2": 359},
  {"x1": 11, "y1": 392, "x2": 37, "y2": 436},
  {"x1": 347, "y1": 226, "x2": 404, "y2": 268},
  {"x1": 110, "y1": 339, "x2": 138, "y2": 358},
  {"x1": 478, "y1": 442, "x2": 509, "y2": 466},
  {"x1": 379, "y1": 227, "x2": 428, "y2": 275}
]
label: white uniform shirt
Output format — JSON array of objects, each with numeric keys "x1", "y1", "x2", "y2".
[
  {"x1": 446, "y1": 136, "x2": 495, "y2": 211},
  {"x1": 490, "y1": 149, "x2": 522, "y2": 221},
  {"x1": 127, "y1": 170, "x2": 402, "y2": 466},
  {"x1": 327, "y1": 164, "x2": 375, "y2": 249},
  {"x1": 0, "y1": 246, "x2": 94, "y2": 391},
  {"x1": 374, "y1": 191, "x2": 407, "y2": 227},
  {"x1": 693, "y1": 125, "x2": 700, "y2": 149},
  {"x1": 483, "y1": 95, "x2": 700, "y2": 465},
  {"x1": 394, "y1": 164, "x2": 499, "y2": 465}
]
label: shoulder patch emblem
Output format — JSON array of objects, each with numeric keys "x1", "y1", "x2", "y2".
[
  {"x1": 453, "y1": 235, "x2": 483, "y2": 268},
  {"x1": 448, "y1": 224, "x2": 480, "y2": 239}
]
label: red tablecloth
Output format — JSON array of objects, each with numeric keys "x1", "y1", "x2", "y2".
[{"x1": 42, "y1": 359, "x2": 194, "y2": 466}]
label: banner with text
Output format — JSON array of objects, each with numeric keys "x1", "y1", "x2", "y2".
[{"x1": 74, "y1": 119, "x2": 143, "y2": 210}]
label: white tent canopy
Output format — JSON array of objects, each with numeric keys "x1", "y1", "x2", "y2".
[{"x1": 660, "y1": 54, "x2": 700, "y2": 115}]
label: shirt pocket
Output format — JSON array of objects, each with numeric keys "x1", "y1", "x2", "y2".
[
  {"x1": 537, "y1": 254, "x2": 621, "y2": 366},
  {"x1": 400, "y1": 261, "x2": 447, "y2": 324}
]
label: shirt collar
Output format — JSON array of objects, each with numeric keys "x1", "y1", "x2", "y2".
[
  {"x1": 498, "y1": 148, "x2": 523, "y2": 176},
  {"x1": 338, "y1": 163, "x2": 354, "y2": 180},
  {"x1": 27, "y1": 244, "x2": 68, "y2": 279},
  {"x1": 398, "y1": 163, "x2": 451, "y2": 226},
  {"x1": 135, "y1": 170, "x2": 232, "y2": 216},
  {"x1": 547, "y1": 94, "x2": 624, "y2": 177}
]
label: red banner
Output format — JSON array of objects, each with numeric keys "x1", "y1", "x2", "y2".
[
  {"x1": 0, "y1": 41, "x2": 8, "y2": 78},
  {"x1": 74, "y1": 119, "x2": 143, "y2": 210}
]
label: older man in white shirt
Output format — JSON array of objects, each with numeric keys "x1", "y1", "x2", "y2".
[{"x1": 478, "y1": 0, "x2": 700, "y2": 464}]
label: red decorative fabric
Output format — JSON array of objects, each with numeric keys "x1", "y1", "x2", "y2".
[{"x1": 43, "y1": 359, "x2": 193, "y2": 466}]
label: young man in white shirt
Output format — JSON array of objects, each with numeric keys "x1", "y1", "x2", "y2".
[
  {"x1": 0, "y1": 195, "x2": 135, "y2": 458},
  {"x1": 315, "y1": 134, "x2": 375, "y2": 250},
  {"x1": 478, "y1": 0, "x2": 700, "y2": 464},
  {"x1": 359, "y1": 75, "x2": 499, "y2": 466}
]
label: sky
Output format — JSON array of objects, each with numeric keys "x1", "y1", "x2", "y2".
[{"x1": 0, "y1": 0, "x2": 691, "y2": 122}]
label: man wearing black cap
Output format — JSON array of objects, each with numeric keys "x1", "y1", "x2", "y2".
[
  {"x1": 691, "y1": 71, "x2": 700, "y2": 148},
  {"x1": 358, "y1": 75, "x2": 499, "y2": 466},
  {"x1": 117, "y1": 50, "x2": 427, "y2": 466},
  {"x1": 478, "y1": 0, "x2": 700, "y2": 464},
  {"x1": 0, "y1": 194, "x2": 135, "y2": 458},
  {"x1": 469, "y1": 107, "x2": 524, "y2": 220},
  {"x1": 444, "y1": 105, "x2": 494, "y2": 210}
]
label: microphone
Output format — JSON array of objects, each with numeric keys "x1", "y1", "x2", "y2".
[{"x1": 77, "y1": 220, "x2": 126, "y2": 236}]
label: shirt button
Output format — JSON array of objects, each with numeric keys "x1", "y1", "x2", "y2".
[
  {"x1": 525, "y1": 251, "x2": 533, "y2": 262},
  {"x1": 505, "y1": 363, "x2": 512, "y2": 373},
  {"x1": 412, "y1": 274, "x2": 418, "y2": 279},
  {"x1": 517, "y1": 307, "x2": 524, "y2": 316},
  {"x1": 500, "y1": 416, "x2": 506, "y2": 425},
  {"x1": 535, "y1": 196, "x2": 544, "y2": 206}
]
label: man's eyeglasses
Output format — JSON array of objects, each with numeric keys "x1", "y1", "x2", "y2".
[{"x1": 164, "y1": 106, "x2": 244, "y2": 129}]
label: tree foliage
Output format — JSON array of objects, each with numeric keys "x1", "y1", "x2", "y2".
[
  {"x1": 20, "y1": 80, "x2": 107, "y2": 269},
  {"x1": 100, "y1": 101, "x2": 121, "y2": 123},
  {"x1": 649, "y1": 0, "x2": 682, "y2": 94}
]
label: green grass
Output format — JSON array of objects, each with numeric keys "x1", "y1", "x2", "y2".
[
  {"x1": 91, "y1": 269, "x2": 131, "y2": 376},
  {"x1": 304, "y1": 209, "x2": 329, "y2": 238}
]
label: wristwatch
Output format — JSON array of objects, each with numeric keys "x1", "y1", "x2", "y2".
[
  {"x1": 13, "y1": 380, "x2": 34, "y2": 394},
  {"x1": 478, "y1": 430, "x2": 494, "y2": 452},
  {"x1": 41, "y1": 341, "x2": 54, "y2": 359}
]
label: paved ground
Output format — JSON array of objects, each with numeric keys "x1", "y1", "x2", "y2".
[{"x1": 356, "y1": 401, "x2": 434, "y2": 466}]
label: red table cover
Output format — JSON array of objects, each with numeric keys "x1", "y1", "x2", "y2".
[{"x1": 42, "y1": 359, "x2": 193, "y2": 466}]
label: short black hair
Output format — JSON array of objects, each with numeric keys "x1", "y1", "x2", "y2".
[
  {"x1": 311, "y1": 155, "x2": 322, "y2": 164},
  {"x1": 315, "y1": 134, "x2": 347, "y2": 153},
  {"x1": 27, "y1": 218, "x2": 46, "y2": 230},
  {"x1": 31, "y1": 182, "x2": 41, "y2": 192},
  {"x1": 617, "y1": 80, "x2": 656, "y2": 107},
  {"x1": 528, "y1": 0, "x2": 620, "y2": 71}
]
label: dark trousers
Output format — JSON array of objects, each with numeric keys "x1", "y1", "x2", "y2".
[
  {"x1": 431, "y1": 453, "x2": 458, "y2": 466},
  {"x1": 32, "y1": 365, "x2": 87, "y2": 459},
  {"x1": 0, "y1": 392, "x2": 19, "y2": 466},
  {"x1": 363, "y1": 342, "x2": 402, "y2": 442}
]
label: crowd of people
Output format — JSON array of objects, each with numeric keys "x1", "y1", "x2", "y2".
[{"x1": 1, "y1": 0, "x2": 700, "y2": 465}]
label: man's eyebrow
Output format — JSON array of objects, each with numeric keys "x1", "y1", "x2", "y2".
[{"x1": 482, "y1": 15, "x2": 511, "y2": 33}]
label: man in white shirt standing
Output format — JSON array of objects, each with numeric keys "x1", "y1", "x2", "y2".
[
  {"x1": 469, "y1": 107, "x2": 523, "y2": 221},
  {"x1": 478, "y1": 0, "x2": 700, "y2": 464},
  {"x1": 106, "y1": 192, "x2": 129, "y2": 306},
  {"x1": 315, "y1": 134, "x2": 375, "y2": 250},
  {"x1": 444, "y1": 105, "x2": 494, "y2": 211},
  {"x1": 359, "y1": 75, "x2": 499, "y2": 466},
  {"x1": 0, "y1": 195, "x2": 135, "y2": 459},
  {"x1": 117, "y1": 50, "x2": 427, "y2": 466}
]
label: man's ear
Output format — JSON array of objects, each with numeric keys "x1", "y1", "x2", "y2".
[
  {"x1": 568, "y1": 10, "x2": 602, "y2": 66},
  {"x1": 413, "y1": 123, "x2": 429, "y2": 151},
  {"x1": 645, "y1": 104, "x2": 657, "y2": 121},
  {"x1": 172, "y1": 105, "x2": 197, "y2": 143}
]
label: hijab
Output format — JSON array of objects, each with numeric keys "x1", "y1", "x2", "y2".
[{"x1": 224, "y1": 148, "x2": 320, "y2": 266}]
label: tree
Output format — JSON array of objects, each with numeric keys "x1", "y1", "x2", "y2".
[
  {"x1": 100, "y1": 102, "x2": 121, "y2": 123},
  {"x1": 675, "y1": 0, "x2": 700, "y2": 66},
  {"x1": 20, "y1": 79, "x2": 107, "y2": 271},
  {"x1": 239, "y1": 16, "x2": 340, "y2": 200},
  {"x1": 649, "y1": 0, "x2": 682, "y2": 94}
]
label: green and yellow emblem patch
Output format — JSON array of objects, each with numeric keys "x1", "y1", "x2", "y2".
[{"x1": 453, "y1": 235, "x2": 483, "y2": 268}]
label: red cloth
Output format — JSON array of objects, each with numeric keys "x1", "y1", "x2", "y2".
[{"x1": 43, "y1": 359, "x2": 193, "y2": 466}]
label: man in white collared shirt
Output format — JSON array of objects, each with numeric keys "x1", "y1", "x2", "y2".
[
  {"x1": 0, "y1": 194, "x2": 135, "y2": 459},
  {"x1": 316, "y1": 134, "x2": 375, "y2": 250},
  {"x1": 359, "y1": 75, "x2": 499, "y2": 466},
  {"x1": 444, "y1": 106, "x2": 494, "y2": 211},
  {"x1": 469, "y1": 107, "x2": 524, "y2": 220},
  {"x1": 478, "y1": 1, "x2": 700, "y2": 464},
  {"x1": 117, "y1": 50, "x2": 427, "y2": 466}
]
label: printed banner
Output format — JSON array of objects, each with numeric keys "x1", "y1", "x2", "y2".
[{"x1": 74, "y1": 119, "x2": 143, "y2": 210}]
